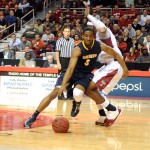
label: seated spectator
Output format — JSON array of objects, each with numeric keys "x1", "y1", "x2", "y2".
[
  {"x1": 141, "y1": 9, "x2": 150, "y2": 23},
  {"x1": 131, "y1": 36, "x2": 138, "y2": 49},
  {"x1": 118, "y1": 14, "x2": 132, "y2": 30},
  {"x1": 123, "y1": 30, "x2": 132, "y2": 52},
  {"x1": 132, "y1": 19, "x2": 142, "y2": 31},
  {"x1": 20, "y1": 36, "x2": 32, "y2": 51},
  {"x1": 117, "y1": 36, "x2": 127, "y2": 53},
  {"x1": 136, "y1": 14, "x2": 145, "y2": 26},
  {"x1": 9, "y1": 0, "x2": 18, "y2": 8},
  {"x1": 35, "y1": 19, "x2": 44, "y2": 34},
  {"x1": 124, "y1": 24, "x2": 136, "y2": 38},
  {"x1": 141, "y1": 26, "x2": 149, "y2": 37},
  {"x1": 135, "y1": 0, "x2": 145, "y2": 8},
  {"x1": 9, "y1": 34, "x2": 21, "y2": 51},
  {"x1": 74, "y1": 34, "x2": 82, "y2": 46},
  {"x1": 19, "y1": 51, "x2": 36, "y2": 67},
  {"x1": 43, "y1": 54, "x2": 56, "y2": 68},
  {"x1": 3, "y1": 5, "x2": 10, "y2": 16},
  {"x1": 2, "y1": 43, "x2": 15, "y2": 59},
  {"x1": 125, "y1": 47, "x2": 137, "y2": 62},
  {"x1": 135, "y1": 46, "x2": 150, "y2": 63},
  {"x1": 125, "y1": 0, "x2": 134, "y2": 7},
  {"x1": 112, "y1": 5, "x2": 124, "y2": 21},
  {"x1": 5, "y1": 10, "x2": 16, "y2": 33},
  {"x1": 135, "y1": 30, "x2": 144, "y2": 45},
  {"x1": 126, "y1": 6, "x2": 139, "y2": 21},
  {"x1": 143, "y1": 34, "x2": 150, "y2": 53},
  {"x1": 42, "y1": 27, "x2": 54, "y2": 41},
  {"x1": 92, "y1": 9, "x2": 100, "y2": 20},
  {"x1": 0, "y1": 12, "x2": 7, "y2": 39},
  {"x1": 0, "y1": 0, "x2": 9, "y2": 8},
  {"x1": 111, "y1": 24, "x2": 123, "y2": 40},
  {"x1": 22, "y1": 23, "x2": 41, "y2": 40},
  {"x1": 37, "y1": 40, "x2": 53, "y2": 57},
  {"x1": 32, "y1": 34, "x2": 44, "y2": 57},
  {"x1": 48, "y1": 34, "x2": 56, "y2": 51},
  {"x1": 145, "y1": 18, "x2": 150, "y2": 33},
  {"x1": 14, "y1": 4, "x2": 23, "y2": 30},
  {"x1": 23, "y1": 46, "x2": 36, "y2": 59},
  {"x1": 18, "y1": 0, "x2": 30, "y2": 14}
]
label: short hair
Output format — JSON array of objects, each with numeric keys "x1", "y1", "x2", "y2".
[
  {"x1": 62, "y1": 25, "x2": 70, "y2": 31},
  {"x1": 83, "y1": 27, "x2": 94, "y2": 34}
]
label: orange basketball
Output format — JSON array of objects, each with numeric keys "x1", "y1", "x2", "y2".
[{"x1": 52, "y1": 117, "x2": 69, "y2": 133}]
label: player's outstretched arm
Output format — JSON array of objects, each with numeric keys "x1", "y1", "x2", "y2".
[
  {"x1": 58, "y1": 47, "x2": 81, "y2": 96},
  {"x1": 101, "y1": 43, "x2": 129, "y2": 79}
]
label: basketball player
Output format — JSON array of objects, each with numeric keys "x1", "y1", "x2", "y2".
[
  {"x1": 82, "y1": 7, "x2": 124, "y2": 126},
  {"x1": 24, "y1": 27, "x2": 128, "y2": 128}
]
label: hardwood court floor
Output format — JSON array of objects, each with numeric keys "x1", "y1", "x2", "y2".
[{"x1": 0, "y1": 97, "x2": 150, "y2": 150}]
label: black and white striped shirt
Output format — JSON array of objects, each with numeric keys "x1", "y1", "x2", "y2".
[{"x1": 55, "y1": 37, "x2": 74, "y2": 58}]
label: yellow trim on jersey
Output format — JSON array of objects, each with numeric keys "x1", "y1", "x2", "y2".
[{"x1": 82, "y1": 40, "x2": 95, "y2": 50}]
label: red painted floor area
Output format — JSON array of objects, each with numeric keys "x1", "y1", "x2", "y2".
[{"x1": 0, "y1": 110, "x2": 53, "y2": 131}]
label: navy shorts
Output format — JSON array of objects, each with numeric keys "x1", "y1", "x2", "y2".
[{"x1": 55, "y1": 70, "x2": 94, "y2": 90}]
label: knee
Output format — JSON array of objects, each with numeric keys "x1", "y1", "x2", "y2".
[{"x1": 73, "y1": 88, "x2": 84, "y2": 102}]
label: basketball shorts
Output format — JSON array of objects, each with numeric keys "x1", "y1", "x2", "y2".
[
  {"x1": 55, "y1": 70, "x2": 94, "y2": 90},
  {"x1": 92, "y1": 60, "x2": 123, "y2": 95}
]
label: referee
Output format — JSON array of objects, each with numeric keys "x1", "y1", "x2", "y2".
[
  {"x1": 55, "y1": 25, "x2": 74, "y2": 99},
  {"x1": 55, "y1": 25, "x2": 74, "y2": 72}
]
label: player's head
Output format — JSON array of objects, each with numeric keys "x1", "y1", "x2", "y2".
[{"x1": 82, "y1": 27, "x2": 94, "y2": 46}]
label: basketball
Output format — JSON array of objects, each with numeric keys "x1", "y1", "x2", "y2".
[{"x1": 52, "y1": 117, "x2": 69, "y2": 133}]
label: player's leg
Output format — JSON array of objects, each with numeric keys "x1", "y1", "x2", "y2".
[
  {"x1": 93, "y1": 62, "x2": 123, "y2": 126},
  {"x1": 23, "y1": 73, "x2": 65, "y2": 128},
  {"x1": 85, "y1": 80, "x2": 122, "y2": 127},
  {"x1": 71, "y1": 84, "x2": 85, "y2": 117}
]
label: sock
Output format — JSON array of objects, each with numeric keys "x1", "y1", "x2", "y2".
[
  {"x1": 97, "y1": 104, "x2": 106, "y2": 116},
  {"x1": 32, "y1": 110, "x2": 40, "y2": 119},
  {"x1": 106, "y1": 104, "x2": 116, "y2": 111}
]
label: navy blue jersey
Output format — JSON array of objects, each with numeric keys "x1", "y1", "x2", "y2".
[{"x1": 75, "y1": 40, "x2": 101, "y2": 73}]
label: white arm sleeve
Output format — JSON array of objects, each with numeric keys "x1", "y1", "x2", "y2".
[{"x1": 87, "y1": 14, "x2": 106, "y2": 29}]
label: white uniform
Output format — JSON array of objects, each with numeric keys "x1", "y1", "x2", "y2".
[{"x1": 93, "y1": 28, "x2": 123, "y2": 95}]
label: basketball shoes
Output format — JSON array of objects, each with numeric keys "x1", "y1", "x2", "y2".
[
  {"x1": 24, "y1": 117, "x2": 36, "y2": 128},
  {"x1": 95, "y1": 116, "x2": 106, "y2": 126},
  {"x1": 71, "y1": 100, "x2": 81, "y2": 117},
  {"x1": 104, "y1": 108, "x2": 122, "y2": 127}
]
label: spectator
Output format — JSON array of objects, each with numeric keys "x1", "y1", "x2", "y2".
[
  {"x1": 125, "y1": 47, "x2": 137, "y2": 62},
  {"x1": 32, "y1": 34, "x2": 44, "y2": 58},
  {"x1": 118, "y1": 14, "x2": 132, "y2": 29},
  {"x1": 123, "y1": 30, "x2": 132, "y2": 52},
  {"x1": 111, "y1": 24, "x2": 123, "y2": 40},
  {"x1": 92, "y1": 9, "x2": 100, "y2": 20},
  {"x1": 135, "y1": 30, "x2": 144, "y2": 45},
  {"x1": 117, "y1": 36, "x2": 127, "y2": 53},
  {"x1": 43, "y1": 54, "x2": 56, "y2": 68},
  {"x1": 74, "y1": 34, "x2": 82, "y2": 46},
  {"x1": 42, "y1": 27, "x2": 54, "y2": 41},
  {"x1": 35, "y1": 19, "x2": 44, "y2": 34},
  {"x1": 19, "y1": 51, "x2": 36, "y2": 67},
  {"x1": 132, "y1": 18, "x2": 141, "y2": 31},
  {"x1": 135, "y1": 0, "x2": 144, "y2": 8},
  {"x1": 20, "y1": 36, "x2": 32, "y2": 50},
  {"x1": 37, "y1": 40, "x2": 53, "y2": 57},
  {"x1": 112, "y1": 5, "x2": 124, "y2": 21},
  {"x1": 22, "y1": 23, "x2": 41, "y2": 40},
  {"x1": 18, "y1": 0, "x2": 30, "y2": 14},
  {"x1": 3, "y1": 43, "x2": 15, "y2": 59},
  {"x1": 145, "y1": 18, "x2": 150, "y2": 33},
  {"x1": 126, "y1": 6, "x2": 139, "y2": 21},
  {"x1": 125, "y1": 0, "x2": 134, "y2": 7},
  {"x1": 0, "y1": 12, "x2": 7, "y2": 39},
  {"x1": 135, "y1": 46, "x2": 150, "y2": 63},
  {"x1": 48, "y1": 34, "x2": 56, "y2": 51},
  {"x1": 9, "y1": 34, "x2": 21, "y2": 51},
  {"x1": 143, "y1": 34, "x2": 150, "y2": 53},
  {"x1": 131, "y1": 36, "x2": 138, "y2": 49},
  {"x1": 141, "y1": 9, "x2": 150, "y2": 23},
  {"x1": 136, "y1": 14, "x2": 145, "y2": 26},
  {"x1": 5, "y1": 10, "x2": 16, "y2": 33},
  {"x1": 23, "y1": 46, "x2": 36, "y2": 59},
  {"x1": 3, "y1": 5, "x2": 10, "y2": 16},
  {"x1": 124, "y1": 24, "x2": 136, "y2": 38},
  {"x1": 9, "y1": 0, "x2": 18, "y2": 8},
  {"x1": 141, "y1": 26, "x2": 149, "y2": 37}
]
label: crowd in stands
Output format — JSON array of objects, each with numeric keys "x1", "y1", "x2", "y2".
[
  {"x1": 0, "y1": 0, "x2": 43, "y2": 39},
  {"x1": 0, "y1": 0, "x2": 150, "y2": 69}
]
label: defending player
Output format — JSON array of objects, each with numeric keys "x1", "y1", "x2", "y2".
[{"x1": 83, "y1": 6, "x2": 125, "y2": 126}]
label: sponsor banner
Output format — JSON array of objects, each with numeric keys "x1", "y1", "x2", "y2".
[
  {"x1": 0, "y1": 72, "x2": 58, "y2": 107},
  {"x1": 109, "y1": 77, "x2": 150, "y2": 98}
]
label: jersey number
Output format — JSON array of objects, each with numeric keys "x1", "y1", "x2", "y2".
[{"x1": 84, "y1": 59, "x2": 90, "y2": 66}]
